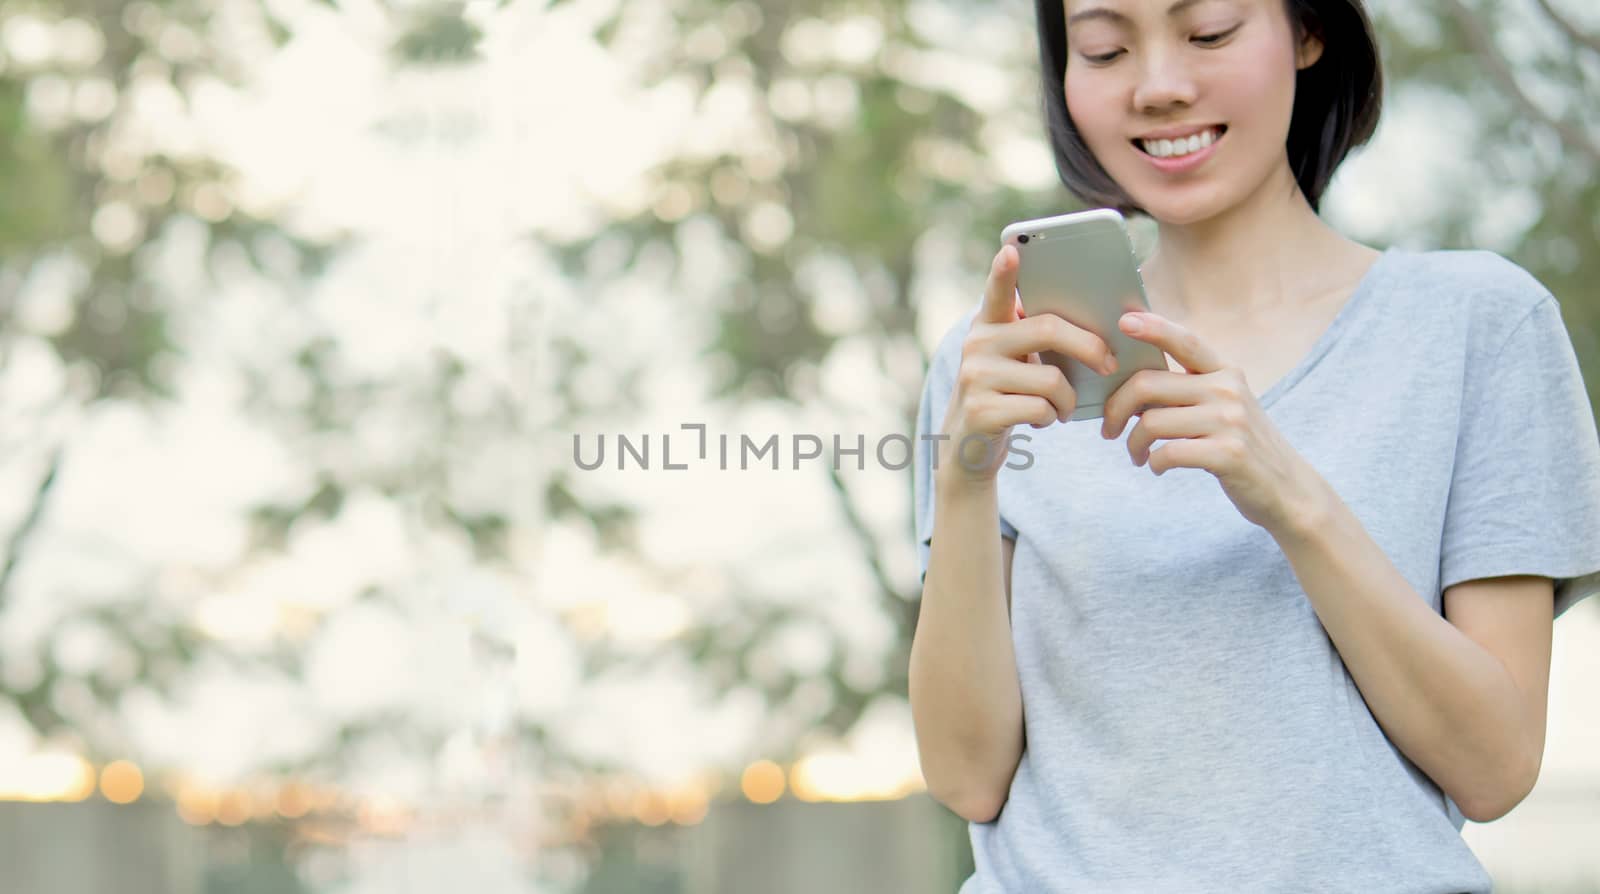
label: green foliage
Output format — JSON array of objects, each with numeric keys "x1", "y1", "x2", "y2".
[
  {"x1": 391, "y1": 3, "x2": 484, "y2": 65},
  {"x1": 0, "y1": 81, "x2": 74, "y2": 254},
  {"x1": 0, "y1": 0, "x2": 338, "y2": 748}
]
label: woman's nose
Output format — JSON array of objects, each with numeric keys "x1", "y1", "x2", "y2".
[{"x1": 1131, "y1": 50, "x2": 1200, "y2": 112}]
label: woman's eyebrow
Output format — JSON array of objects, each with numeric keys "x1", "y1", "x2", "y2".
[{"x1": 1067, "y1": 0, "x2": 1219, "y2": 29}]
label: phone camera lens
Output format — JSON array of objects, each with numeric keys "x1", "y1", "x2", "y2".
[{"x1": 1017, "y1": 234, "x2": 1030, "y2": 244}]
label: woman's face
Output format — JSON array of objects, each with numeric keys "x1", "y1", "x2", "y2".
[{"x1": 1062, "y1": 0, "x2": 1322, "y2": 223}]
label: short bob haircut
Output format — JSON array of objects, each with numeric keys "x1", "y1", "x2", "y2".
[{"x1": 1034, "y1": 0, "x2": 1383, "y2": 219}]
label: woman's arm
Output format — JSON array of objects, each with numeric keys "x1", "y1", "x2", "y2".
[
  {"x1": 909, "y1": 471, "x2": 1026, "y2": 824},
  {"x1": 1272, "y1": 485, "x2": 1551, "y2": 823},
  {"x1": 1094, "y1": 306, "x2": 1558, "y2": 824},
  {"x1": 909, "y1": 241, "x2": 1107, "y2": 823}
]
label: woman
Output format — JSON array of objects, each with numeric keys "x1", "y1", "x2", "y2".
[{"x1": 907, "y1": 0, "x2": 1600, "y2": 891}]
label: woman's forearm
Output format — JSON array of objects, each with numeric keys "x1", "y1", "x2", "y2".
[
  {"x1": 909, "y1": 470, "x2": 1025, "y2": 823},
  {"x1": 1268, "y1": 474, "x2": 1541, "y2": 822}
]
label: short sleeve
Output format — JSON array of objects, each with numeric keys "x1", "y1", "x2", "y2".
[
  {"x1": 1438, "y1": 294, "x2": 1600, "y2": 619},
  {"x1": 913, "y1": 310, "x2": 1018, "y2": 586}
]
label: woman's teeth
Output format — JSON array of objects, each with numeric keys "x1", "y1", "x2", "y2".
[{"x1": 1138, "y1": 126, "x2": 1223, "y2": 158}]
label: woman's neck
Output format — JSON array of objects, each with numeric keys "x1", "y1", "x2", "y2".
[{"x1": 1137, "y1": 169, "x2": 1367, "y2": 324}]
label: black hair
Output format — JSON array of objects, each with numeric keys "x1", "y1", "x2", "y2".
[{"x1": 1032, "y1": 0, "x2": 1383, "y2": 218}]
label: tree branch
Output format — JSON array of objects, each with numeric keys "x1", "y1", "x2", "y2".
[
  {"x1": 825, "y1": 458, "x2": 902, "y2": 610},
  {"x1": 0, "y1": 445, "x2": 64, "y2": 613},
  {"x1": 1532, "y1": 0, "x2": 1600, "y2": 56},
  {"x1": 1442, "y1": 0, "x2": 1600, "y2": 169}
]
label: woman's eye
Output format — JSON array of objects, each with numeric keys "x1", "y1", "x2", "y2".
[
  {"x1": 1193, "y1": 26, "x2": 1238, "y2": 46},
  {"x1": 1084, "y1": 50, "x2": 1122, "y2": 64}
]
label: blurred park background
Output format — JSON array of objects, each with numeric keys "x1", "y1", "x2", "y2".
[{"x1": 0, "y1": 0, "x2": 1598, "y2": 890}]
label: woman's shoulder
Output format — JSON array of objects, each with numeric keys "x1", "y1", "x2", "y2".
[
  {"x1": 1391, "y1": 245, "x2": 1554, "y2": 317},
  {"x1": 1385, "y1": 246, "x2": 1557, "y2": 352}
]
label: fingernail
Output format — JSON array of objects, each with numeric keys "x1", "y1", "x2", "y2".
[
  {"x1": 1123, "y1": 315, "x2": 1143, "y2": 334},
  {"x1": 1102, "y1": 355, "x2": 1117, "y2": 374}
]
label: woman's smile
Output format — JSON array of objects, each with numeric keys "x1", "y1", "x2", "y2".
[{"x1": 1132, "y1": 124, "x2": 1227, "y2": 173}]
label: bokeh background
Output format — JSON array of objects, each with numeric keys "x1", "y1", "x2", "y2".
[{"x1": 0, "y1": 0, "x2": 1597, "y2": 891}]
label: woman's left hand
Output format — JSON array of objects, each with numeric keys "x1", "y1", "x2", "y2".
[{"x1": 1099, "y1": 310, "x2": 1328, "y2": 535}]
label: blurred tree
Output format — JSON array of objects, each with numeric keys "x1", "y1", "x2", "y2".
[
  {"x1": 0, "y1": 0, "x2": 588, "y2": 778},
  {"x1": 0, "y1": 0, "x2": 339, "y2": 742},
  {"x1": 542, "y1": 0, "x2": 1070, "y2": 772}
]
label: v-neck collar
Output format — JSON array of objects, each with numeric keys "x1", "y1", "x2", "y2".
[
  {"x1": 1255, "y1": 245, "x2": 1397, "y2": 408},
  {"x1": 1134, "y1": 246, "x2": 1397, "y2": 409}
]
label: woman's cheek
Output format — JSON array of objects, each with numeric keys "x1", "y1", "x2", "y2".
[
  {"x1": 1063, "y1": 79, "x2": 1121, "y2": 163},
  {"x1": 1214, "y1": 41, "x2": 1299, "y2": 132}
]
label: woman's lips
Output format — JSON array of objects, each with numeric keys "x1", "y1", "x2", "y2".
[{"x1": 1131, "y1": 124, "x2": 1226, "y2": 173}]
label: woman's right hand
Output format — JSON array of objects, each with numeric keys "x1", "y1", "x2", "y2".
[{"x1": 938, "y1": 244, "x2": 1119, "y2": 486}]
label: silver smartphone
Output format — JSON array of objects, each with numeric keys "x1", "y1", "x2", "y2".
[{"x1": 1000, "y1": 208, "x2": 1167, "y2": 421}]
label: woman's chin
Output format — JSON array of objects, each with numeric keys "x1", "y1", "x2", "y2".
[{"x1": 1126, "y1": 182, "x2": 1233, "y2": 226}]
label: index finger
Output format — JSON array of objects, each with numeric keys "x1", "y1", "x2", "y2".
[
  {"x1": 1120, "y1": 311, "x2": 1223, "y2": 375},
  {"x1": 979, "y1": 244, "x2": 1020, "y2": 324}
]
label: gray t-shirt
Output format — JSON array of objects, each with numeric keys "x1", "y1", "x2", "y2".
[{"x1": 912, "y1": 245, "x2": 1600, "y2": 893}]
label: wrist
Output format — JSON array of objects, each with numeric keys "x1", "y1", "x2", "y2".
[
  {"x1": 1270, "y1": 463, "x2": 1337, "y2": 546},
  {"x1": 934, "y1": 460, "x2": 1000, "y2": 499}
]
